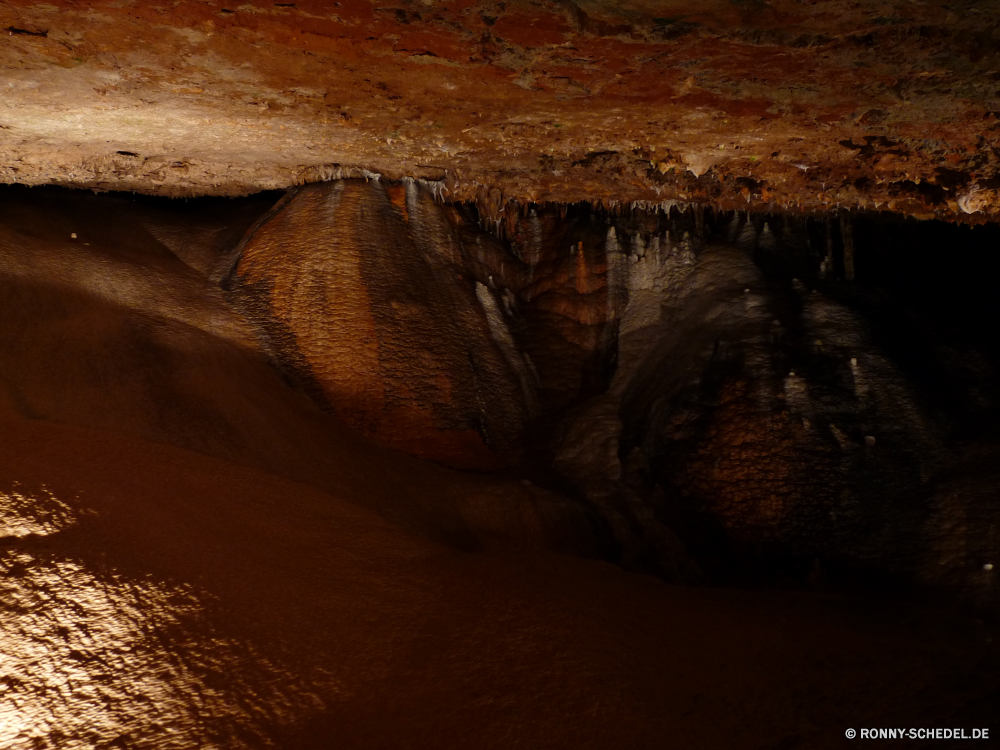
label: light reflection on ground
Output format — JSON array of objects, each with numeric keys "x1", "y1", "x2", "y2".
[
  {"x1": 0, "y1": 488, "x2": 336, "y2": 749},
  {"x1": 0, "y1": 486, "x2": 79, "y2": 539}
]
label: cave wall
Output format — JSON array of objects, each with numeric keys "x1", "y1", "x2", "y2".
[
  {"x1": 2, "y1": 179, "x2": 990, "y2": 607},
  {"x1": 4, "y1": 1, "x2": 1000, "y2": 745},
  {"x1": 1, "y1": 179, "x2": 998, "y2": 748},
  {"x1": 0, "y1": 184, "x2": 615, "y2": 558},
  {"x1": 210, "y1": 179, "x2": 1000, "y2": 609}
]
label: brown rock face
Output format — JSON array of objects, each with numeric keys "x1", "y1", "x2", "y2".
[
  {"x1": 225, "y1": 186, "x2": 1000, "y2": 608},
  {"x1": 3, "y1": 0, "x2": 1000, "y2": 220},
  {"x1": 6, "y1": 0, "x2": 1000, "y2": 743},
  {"x1": 2, "y1": 183, "x2": 1000, "y2": 749},
  {"x1": 229, "y1": 179, "x2": 534, "y2": 468},
  {"x1": 0, "y1": 183, "x2": 612, "y2": 555}
]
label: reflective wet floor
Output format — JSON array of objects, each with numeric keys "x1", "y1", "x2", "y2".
[{"x1": 1, "y1": 186, "x2": 998, "y2": 748}]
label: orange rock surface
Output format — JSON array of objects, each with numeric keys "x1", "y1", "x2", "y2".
[{"x1": 2, "y1": 0, "x2": 1000, "y2": 220}]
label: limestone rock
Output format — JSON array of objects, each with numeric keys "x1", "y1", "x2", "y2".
[{"x1": 228, "y1": 179, "x2": 533, "y2": 469}]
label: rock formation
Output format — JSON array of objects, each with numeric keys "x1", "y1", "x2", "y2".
[
  {"x1": 3, "y1": 1, "x2": 1000, "y2": 746},
  {"x1": 199, "y1": 181, "x2": 1000, "y2": 611},
  {"x1": 2, "y1": 172, "x2": 999, "y2": 750},
  {"x1": 4, "y1": 0, "x2": 1000, "y2": 222}
]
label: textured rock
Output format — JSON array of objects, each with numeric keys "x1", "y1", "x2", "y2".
[
  {"x1": 4, "y1": 413, "x2": 998, "y2": 749},
  {"x1": 214, "y1": 181, "x2": 1000, "y2": 608},
  {"x1": 3, "y1": 0, "x2": 1000, "y2": 220},
  {"x1": 2, "y1": 183, "x2": 1000, "y2": 748},
  {"x1": 0, "y1": 184, "x2": 608, "y2": 555},
  {"x1": 229, "y1": 179, "x2": 534, "y2": 468},
  {"x1": 220, "y1": 181, "x2": 1000, "y2": 606},
  {"x1": 475, "y1": 203, "x2": 1000, "y2": 605}
]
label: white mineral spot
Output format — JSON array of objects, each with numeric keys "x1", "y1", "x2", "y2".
[{"x1": 850, "y1": 357, "x2": 858, "y2": 366}]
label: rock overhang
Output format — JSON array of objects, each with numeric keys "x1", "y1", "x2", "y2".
[{"x1": 1, "y1": 0, "x2": 999, "y2": 221}]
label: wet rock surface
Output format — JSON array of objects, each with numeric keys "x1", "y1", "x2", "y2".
[
  {"x1": 2, "y1": 184, "x2": 1000, "y2": 747},
  {"x1": 228, "y1": 180, "x2": 534, "y2": 469}
]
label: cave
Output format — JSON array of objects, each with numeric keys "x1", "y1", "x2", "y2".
[{"x1": 2, "y1": 1, "x2": 999, "y2": 748}]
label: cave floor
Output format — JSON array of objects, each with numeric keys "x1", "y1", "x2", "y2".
[
  {"x1": 2, "y1": 390, "x2": 999, "y2": 748},
  {"x1": 1, "y1": 183, "x2": 998, "y2": 748}
]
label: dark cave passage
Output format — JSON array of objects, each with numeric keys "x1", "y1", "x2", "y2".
[
  {"x1": 1, "y1": 182, "x2": 999, "y2": 749},
  {"x1": 3, "y1": 182, "x2": 998, "y2": 606},
  {"x1": 5, "y1": 0, "x2": 1000, "y2": 744}
]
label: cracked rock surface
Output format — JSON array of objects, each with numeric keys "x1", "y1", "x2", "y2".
[{"x1": 3, "y1": 0, "x2": 1000, "y2": 219}]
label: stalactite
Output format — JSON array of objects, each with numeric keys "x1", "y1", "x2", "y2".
[
  {"x1": 759, "y1": 221, "x2": 776, "y2": 251},
  {"x1": 823, "y1": 217, "x2": 834, "y2": 279},
  {"x1": 575, "y1": 242, "x2": 588, "y2": 294},
  {"x1": 737, "y1": 214, "x2": 757, "y2": 248},
  {"x1": 504, "y1": 202, "x2": 518, "y2": 240},
  {"x1": 725, "y1": 211, "x2": 740, "y2": 243},
  {"x1": 605, "y1": 225, "x2": 625, "y2": 321},
  {"x1": 840, "y1": 212, "x2": 855, "y2": 281},
  {"x1": 419, "y1": 177, "x2": 447, "y2": 202}
]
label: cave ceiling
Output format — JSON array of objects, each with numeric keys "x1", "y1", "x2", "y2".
[
  {"x1": 5, "y1": 3, "x2": 1000, "y2": 745},
  {"x1": 2, "y1": 0, "x2": 1000, "y2": 219}
]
